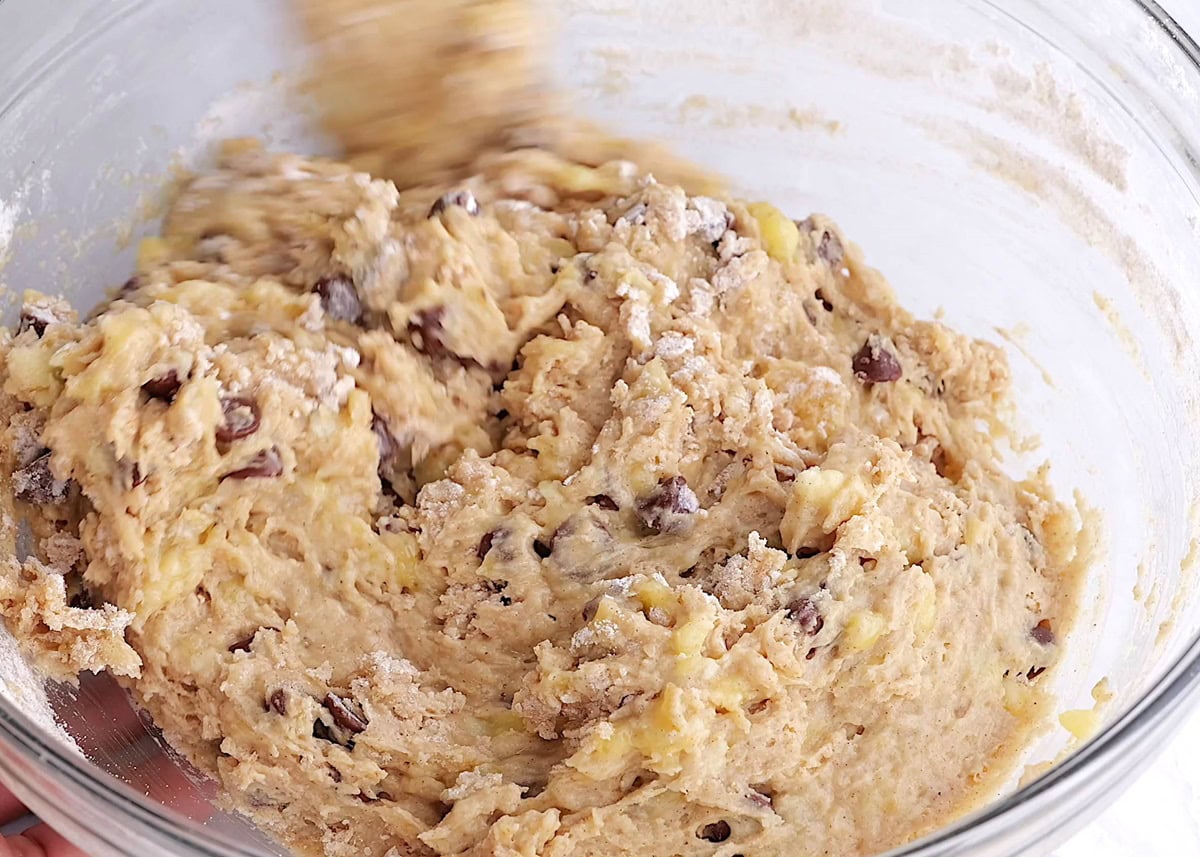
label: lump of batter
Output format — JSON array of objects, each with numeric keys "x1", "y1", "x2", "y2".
[{"x1": 0, "y1": 138, "x2": 1090, "y2": 857}]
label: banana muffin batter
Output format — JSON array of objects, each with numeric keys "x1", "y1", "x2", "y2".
[{"x1": 0, "y1": 139, "x2": 1089, "y2": 857}]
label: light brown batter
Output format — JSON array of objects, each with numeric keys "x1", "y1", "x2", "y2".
[
  {"x1": 0, "y1": 3, "x2": 1092, "y2": 856},
  {"x1": 0, "y1": 139, "x2": 1090, "y2": 856}
]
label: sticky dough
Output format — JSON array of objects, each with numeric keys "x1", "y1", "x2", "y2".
[{"x1": 0, "y1": 139, "x2": 1089, "y2": 857}]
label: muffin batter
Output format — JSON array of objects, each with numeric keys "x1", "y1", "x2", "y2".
[{"x1": 0, "y1": 135, "x2": 1090, "y2": 857}]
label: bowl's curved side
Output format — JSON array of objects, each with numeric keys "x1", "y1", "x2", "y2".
[{"x1": 1, "y1": 1, "x2": 1200, "y2": 856}]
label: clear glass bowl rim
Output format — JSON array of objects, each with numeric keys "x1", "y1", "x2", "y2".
[{"x1": 0, "y1": 1, "x2": 1197, "y2": 855}]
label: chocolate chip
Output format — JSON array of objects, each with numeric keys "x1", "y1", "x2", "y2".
[
  {"x1": 786, "y1": 597, "x2": 824, "y2": 636},
  {"x1": 1027, "y1": 666, "x2": 1047, "y2": 680},
  {"x1": 322, "y1": 692, "x2": 368, "y2": 734},
  {"x1": 852, "y1": 337, "x2": 903, "y2": 384},
  {"x1": 806, "y1": 647, "x2": 818, "y2": 660},
  {"x1": 818, "y1": 230, "x2": 844, "y2": 266},
  {"x1": 13, "y1": 452, "x2": 70, "y2": 504},
  {"x1": 312, "y1": 719, "x2": 338, "y2": 744},
  {"x1": 429, "y1": 190, "x2": 480, "y2": 218},
  {"x1": 1031, "y1": 619, "x2": 1055, "y2": 645},
  {"x1": 495, "y1": 408, "x2": 510, "y2": 420},
  {"x1": 143, "y1": 370, "x2": 183, "y2": 401},
  {"x1": 119, "y1": 276, "x2": 142, "y2": 297},
  {"x1": 408, "y1": 307, "x2": 452, "y2": 359},
  {"x1": 533, "y1": 539, "x2": 552, "y2": 559},
  {"x1": 586, "y1": 494, "x2": 619, "y2": 511},
  {"x1": 216, "y1": 397, "x2": 261, "y2": 444},
  {"x1": 581, "y1": 596, "x2": 602, "y2": 622},
  {"x1": 16, "y1": 310, "x2": 50, "y2": 338},
  {"x1": 355, "y1": 788, "x2": 394, "y2": 803},
  {"x1": 636, "y1": 476, "x2": 700, "y2": 534},
  {"x1": 314, "y1": 276, "x2": 363, "y2": 324},
  {"x1": 814, "y1": 289, "x2": 834, "y2": 312},
  {"x1": 224, "y1": 447, "x2": 283, "y2": 481},
  {"x1": 268, "y1": 690, "x2": 288, "y2": 715},
  {"x1": 372, "y1": 413, "x2": 399, "y2": 472},
  {"x1": 697, "y1": 821, "x2": 731, "y2": 843},
  {"x1": 499, "y1": 595, "x2": 513, "y2": 606},
  {"x1": 229, "y1": 633, "x2": 257, "y2": 653},
  {"x1": 477, "y1": 530, "x2": 497, "y2": 561}
]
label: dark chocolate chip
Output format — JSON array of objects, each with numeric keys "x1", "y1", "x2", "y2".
[
  {"x1": 814, "y1": 289, "x2": 834, "y2": 312},
  {"x1": 268, "y1": 690, "x2": 288, "y2": 715},
  {"x1": 429, "y1": 190, "x2": 480, "y2": 218},
  {"x1": 408, "y1": 307, "x2": 452, "y2": 359},
  {"x1": 216, "y1": 397, "x2": 261, "y2": 444},
  {"x1": 586, "y1": 494, "x2": 619, "y2": 511},
  {"x1": 229, "y1": 633, "x2": 257, "y2": 653},
  {"x1": 477, "y1": 530, "x2": 497, "y2": 561},
  {"x1": 1031, "y1": 619, "x2": 1055, "y2": 645},
  {"x1": 787, "y1": 597, "x2": 824, "y2": 636},
  {"x1": 322, "y1": 692, "x2": 368, "y2": 734},
  {"x1": 697, "y1": 821, "x2": 732, "y2": 843},
  {"x1": 818, "y1": 230, "x2": 844, "y2": 266},
  {"x1": 1027, "y1": 665, "x2": 1047, "y2": 680},
  {"x1": 224, "y1": 447, "x2": 283, "y2": 481},
  {"x1": 16, "y1": 311, "x2": 50, "y2": 338},
  {"x1": 533, "y1": 539, "x2": 552, "y2": 559},
  {"x1": 314, "y1": 276, "x2": 363, "y2": 324},
  {"x1": 312, "y1": 719, "x2": 338, "y2": 744},
  {"x1": 372, "y1": 413, "x2": 399, "y2": 473},
  {"x1": 142, "y1": 371, "x2": 183, "y2": 402},
  {"x1": 635, "y1": 476, "x2": 700, "y2": 534},
  {"x1": 852, "y1": 337, "x2": 903, "y2": 384},
  {"x1": 13, "y1": 452, "x2": 70, "y2": 504}
]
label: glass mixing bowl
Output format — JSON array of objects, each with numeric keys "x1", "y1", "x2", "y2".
[{"x1": 2, "y1": 0, "x2": 1200, "y2": 855}]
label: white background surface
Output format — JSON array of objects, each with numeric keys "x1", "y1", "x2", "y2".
[{"x1": 1055, "y1": 1, "x2": 1200, "y2": 854}]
